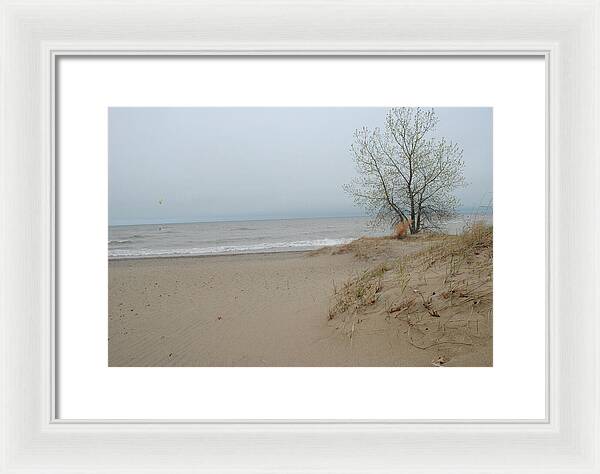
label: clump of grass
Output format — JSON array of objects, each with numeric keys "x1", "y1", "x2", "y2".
[
  {"x1": 392, "y1": 259, "x2": 411, "y2": 296},
  {"x1": 419, "y1": 221, "x2": 492, "y2": 268},
  {"x1": 458, "y1": 221, "x2": 493, "y2": 252},
  {"x1": 328, "y1": 262, "x2": 390, "y2": 319},
  {"x1": 444, "y1": 254, "x2": 465, "y2": 283}
]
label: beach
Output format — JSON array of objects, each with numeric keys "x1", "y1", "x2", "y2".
[{"x1": 109, "y1": 231, "x2": 493, "y2": 367}]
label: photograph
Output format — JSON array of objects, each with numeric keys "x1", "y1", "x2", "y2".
[{"x1": 108, "y1": 106, "x2": 493, "y2": 367}]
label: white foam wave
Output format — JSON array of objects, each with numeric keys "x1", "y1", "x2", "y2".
[{"x1": 108, "y1": 238, "x2": 354, "y2": 259}]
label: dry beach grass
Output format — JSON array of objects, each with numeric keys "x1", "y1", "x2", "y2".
[{"x1": 326, "y1": 222, "x2": 493, "y2": 366}]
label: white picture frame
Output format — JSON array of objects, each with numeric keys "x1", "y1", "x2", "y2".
[{"x1": 0, "y1": 0, "x2": 598, "y2": 472}]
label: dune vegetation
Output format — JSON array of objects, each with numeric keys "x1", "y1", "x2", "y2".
[{"x1": 326, "y1": 221, "x2": 493, "y2": 366}]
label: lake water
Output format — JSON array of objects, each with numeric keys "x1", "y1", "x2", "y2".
[{"x1": 108, "y1": 213, "x2": 492, "y2": 259}]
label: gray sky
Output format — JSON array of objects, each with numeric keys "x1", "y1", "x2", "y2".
[{"x1": 109, "y1": 107, "x2": 492, "y2": 226}]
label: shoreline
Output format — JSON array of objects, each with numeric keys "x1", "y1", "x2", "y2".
[
  {"x1": 108, "y1": 220, "x2": 493, "y2": 262},
  {"x1": 108, "y1": 247, "x2": 319, "y2": 262}
]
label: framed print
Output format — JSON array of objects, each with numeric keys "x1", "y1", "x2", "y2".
[{"x1": 1, "y1": 1, "x2": 599, "y2": 473}]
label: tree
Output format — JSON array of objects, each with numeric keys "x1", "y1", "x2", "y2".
[{"x1": 344, "y1": 107, "x2": 465, "y2": 234}]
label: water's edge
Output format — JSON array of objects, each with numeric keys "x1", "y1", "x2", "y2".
[{"x1": 108, "y1": 214, "x2": 492, "y2": 260}]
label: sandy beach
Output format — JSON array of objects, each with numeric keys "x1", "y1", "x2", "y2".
[{"x1": 109, "y1": 231, "x2": 492, "y2": 367}]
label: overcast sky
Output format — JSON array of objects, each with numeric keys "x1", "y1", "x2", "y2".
[{"x1": 109, "y1": 107, "x2": 492, "y2": 226}]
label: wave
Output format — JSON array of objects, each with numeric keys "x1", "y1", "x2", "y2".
[
  {"x1": 108, "y1": 239, "x2": 133, "y2": 244},
  {"x1": 108, "y1": 238, "x2": 354, "y2": 259}
]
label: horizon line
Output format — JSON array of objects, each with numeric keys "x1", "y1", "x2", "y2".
[
  {"x1": 108, "y1": 208, "x2": 492, "y2": 227},
  {"x1": 108, "y1": 214, "x2": 369, "y2": 227}
]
